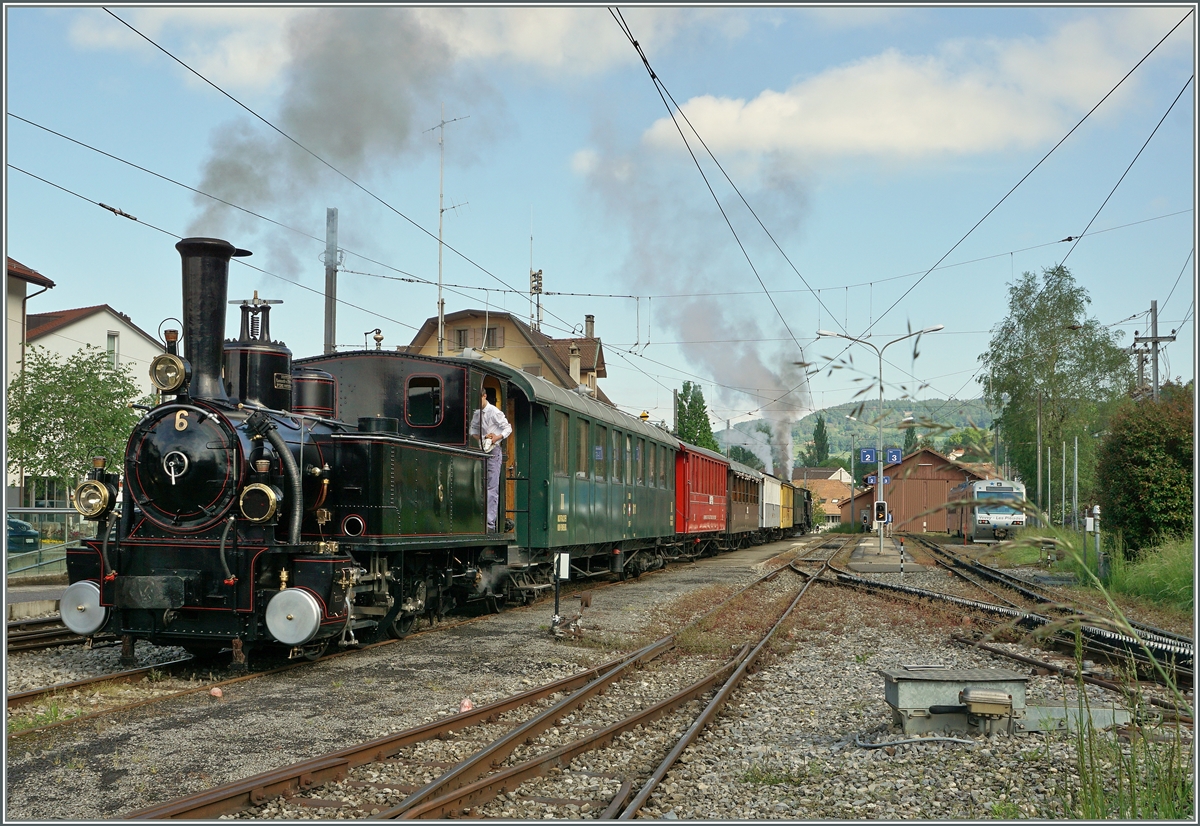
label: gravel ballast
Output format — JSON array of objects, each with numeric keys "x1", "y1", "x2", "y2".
[{"x1": 3, "y1": 542, "x2": 1188, "y2": 820}]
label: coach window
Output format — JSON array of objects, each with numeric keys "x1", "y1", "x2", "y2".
[
  {"x1": 625, "y1": 435, "x2": 633, "y2": 485},
  {"x1": 648, "y1": 444, "x2": 656, "y2": 488},
  {"x1": 635, "y1": 438, "x2": 645, "y2": 485},
  {"x1": 406, "y1": 376, "x2": 442, "y2": 426},
  {"x1": 553, "y1": 410, "x2": 569, "y2": 476},
  {"x1": 576, "y1": 419, "x2": 590, "y2": 479},
  {"x1": 612, "y1": 430, "x2": 623, "y2": 483},
  {"x1": 594, "y1": 425, "x2": 607, "y2": 479}
]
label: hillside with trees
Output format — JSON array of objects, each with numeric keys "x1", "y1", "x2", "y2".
[{"x1": 792, "y1": 398, "x2": 994, "y2": 460}]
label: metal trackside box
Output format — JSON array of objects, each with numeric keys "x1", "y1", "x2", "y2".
[{"x1": 881, "y1": 667, "x2": 1028, "y2": 735}]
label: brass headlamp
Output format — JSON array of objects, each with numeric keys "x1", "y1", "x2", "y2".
[{"x1": 149, "y1": 353, "x2": 191, "y2": 393}]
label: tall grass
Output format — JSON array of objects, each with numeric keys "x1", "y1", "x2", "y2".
[
  {"x1": 1103, "y1": 539, "x2": 1194, "y2": 613},
  {"x1": 993, "y1": 511, "x2": 1195, "y2": 819}
]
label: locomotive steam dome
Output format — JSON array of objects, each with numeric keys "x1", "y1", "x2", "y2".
[{"x1": 125, "y1": 404, "x2": 242, "y2": 532}]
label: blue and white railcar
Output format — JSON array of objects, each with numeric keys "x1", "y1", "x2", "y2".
[{"x1": 948, "y1": 479, "x2": 1027, "y2": 543}]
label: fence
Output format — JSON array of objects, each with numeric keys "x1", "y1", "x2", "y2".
[{"x1": 7, "y1": 507, "x2": 100, "y2": 580}]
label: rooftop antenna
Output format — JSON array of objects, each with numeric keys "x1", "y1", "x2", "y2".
[
  {"x1": 426, "y1": 103, "x2": 469, "y2": 356},
  {"x1": 529, "y1": 207, "x2": 543, "y2": 333}
]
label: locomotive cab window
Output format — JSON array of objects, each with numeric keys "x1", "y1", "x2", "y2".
[{"x1": 406, "y1": 376, "x2": 443, "y2": 426}]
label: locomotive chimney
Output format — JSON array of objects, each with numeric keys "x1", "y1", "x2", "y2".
[{"x1": 176, "y1": 237, "x2": 250, "y2": 399}]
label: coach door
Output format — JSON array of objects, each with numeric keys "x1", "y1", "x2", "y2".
[{"x1": 572, "y1": 416, "x2": 593, "y2": 544}]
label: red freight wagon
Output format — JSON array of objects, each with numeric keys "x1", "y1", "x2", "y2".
[{"x1": 676, "y1": 443, "x2": 729, "y2": 534}]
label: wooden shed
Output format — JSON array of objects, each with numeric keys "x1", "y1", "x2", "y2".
[{"x1": 839, "y1": 448, "x2": 992, "y2": 532}]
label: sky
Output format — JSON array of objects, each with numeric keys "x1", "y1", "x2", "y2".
[{"x1": 4, "y1": 5, "x2": 1196, "y2": 463}]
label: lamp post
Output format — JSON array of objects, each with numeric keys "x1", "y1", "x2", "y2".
[
  {"x1": 819, "y1": 325, "x2": 944, "y2": 556},
  {"x1": 846, "y1": 414, "x2": 857, "y2": 532}
]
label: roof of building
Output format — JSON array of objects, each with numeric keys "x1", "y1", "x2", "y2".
[
  {"x1": 27, "y1": 304, "x2": 161, "y2": 349},
  {"x1": 6, "y1": 258, "x2": 55, "y2": 289},
  {"x1": 408, "y1": 308, "x2": 612, "y2": 404},
  {"x1": 839, "y1": 447, "x2": 990, "y2": 507},
  {"x1": 792, "y1": 467, "x2": 841, "y2": 481},
  {"x1": 795, "y1": 478, "x2": 852, "y2": 510}
]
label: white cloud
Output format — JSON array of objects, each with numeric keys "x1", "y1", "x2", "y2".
[
  {"x1": 642, "y1": 8, "x2": 1189, "y2": 159},
  {"x1": 571, "y1": 148, "x2": 599, "y2": 176},
  {"x1": 67, "y1": 7, "x2": 719, "y2": 87},
  {"x1": 69, "y1": 8, "x2": 307, "y2": 90}
]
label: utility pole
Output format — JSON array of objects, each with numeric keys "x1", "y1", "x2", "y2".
[
  {"x1": 1035, "y1": 390, "x2": 1042, "y2": 526},
  {"x1": 1133, "y1": 300, "x2": 1176, "y2": 402},
  {"x1": 1073, "y1": 435, "x2": 1078, "y2": 534},
  {"x1": 1061, "y1": 441, "x2": 1066, "y2": 529},
  {"x1": 323, "y1": 207, "x2": 338, "y2": 354},
  {"x1": 427, "y1": 104, "x2": 469, "y2": 357}
]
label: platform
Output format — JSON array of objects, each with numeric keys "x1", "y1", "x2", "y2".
[{"x1": 845, "y1": 535, "x2": 923, "y2": 573}]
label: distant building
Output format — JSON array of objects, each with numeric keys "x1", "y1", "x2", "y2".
[
  {"x1": 5, "y1": 258, "x2": 55, "y2": 394},
  {"x1": 6, "y1": 258, "x2": 56, "y2": 506},
  {"x1": 839, "y1": 447, "x2": 989, "y2": 532},
  {"x1": 26, "y1": 304, "x2": 164, "y2": 399},
  {"x1": 407, "y1": 309, "x2": 613, "y2": 405},
  {"x1": 792, "y1": 466, "x2": 853, "y2": 486},
  {"x1": 795, "y1": 478, "x2": 852, "y2": 529}
]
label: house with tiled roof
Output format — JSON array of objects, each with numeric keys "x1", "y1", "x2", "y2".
[
  {"x1": 6, "y1": 258, "x2": 55, "y2": 393},
  {"x1": 792, "y1": 466, "x2": 853, "y2": 486},
  {"x1": 26, "y1": 304, "x2": 164, "y2": 398},
  {"x1": 794, "y1": 477, "x2": 853, "y2": 529},
  {"x1": 407, "y1": 309, "x2": 613, "y2": 405}
]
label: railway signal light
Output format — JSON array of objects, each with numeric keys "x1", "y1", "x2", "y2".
[{"x1": 874, "y1": 501, "x2": 888, "y2": 523}]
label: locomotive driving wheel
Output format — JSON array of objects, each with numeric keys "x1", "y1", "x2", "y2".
[{"x1": 388, "y1": 614, "x2": 416, "y2": 639}]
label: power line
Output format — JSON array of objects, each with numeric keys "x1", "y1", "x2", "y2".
[
  {"x1": 9, "y1": 163, "x2": 419, "y2": 334},
  {"x1": 1059, "y1": 75, "x2": 1194, "y2": 267},
  {"x1": 610, "y1": 7, "x2": 815, "y2": 360},
  {"x1": 99, "y1": 8, "x2": 586, "y2": 339}
]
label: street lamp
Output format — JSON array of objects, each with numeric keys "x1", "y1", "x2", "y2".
[{"x1": 819, "y1": 325, "x2": 944, "y2": 555}]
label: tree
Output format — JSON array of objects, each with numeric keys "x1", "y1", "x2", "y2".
[
  {"x1": 6, "y1": 345, "x2": 147, "y2": 491},
  {"x1": 939, "y1": 427, "x2": 994, "y2": 462},
  {"x1": 979, "y1": 265, "x2": 1132, "y2": 506},
  {"x1": 902, "y1": 423, "x2": 918, "y2": 455},
  {"x1": 676, "y1": 381, "x2": 720, "y2": 451},
  {"x1": 808, "y1": 414, "x2": 829, "y2": 465},
  {"x1": 1096, "y1": 382, "x2": 1192, "y2": 554},
  {"x1": 729, "y1": 445, "x2": 765, "y2": 471}
]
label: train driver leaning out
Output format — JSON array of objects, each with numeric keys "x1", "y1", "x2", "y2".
[{"x1": 469, "y1": 388, "x2": 512, "y2": 533}]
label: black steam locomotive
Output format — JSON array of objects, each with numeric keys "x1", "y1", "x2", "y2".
[{"x1": 64, "y1": 237, "x2": 809, "y2": 667}]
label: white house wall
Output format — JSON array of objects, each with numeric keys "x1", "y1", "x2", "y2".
[{"x1": 30, "y1": 309, "x2": 162, "y2": 399}]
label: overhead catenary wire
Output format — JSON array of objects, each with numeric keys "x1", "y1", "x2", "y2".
[
  {"x1": 10, "y1": 109, "x2": 1187, "y2": 412},
  {"x1": 99, "y1": 8, "x2": 591, "y2": 345},
  {"x1": 609, "y1": 7, "x2": 814, "y2": 363},
  {"x1": 926, "y1": 67, "x2": 1196, "y2": 422},
  {"x1": 8, "y1": 164, "x2": 420, "y2": 334},
  {"x1": 759, "y1": 8, "x2": 1196, "y2": 418}
]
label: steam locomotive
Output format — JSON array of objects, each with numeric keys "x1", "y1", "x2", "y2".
[{"x1": 63, "y1": 237, "x2": 810, "y2": 666}]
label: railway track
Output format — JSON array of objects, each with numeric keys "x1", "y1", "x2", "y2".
[
  {"x1": 6, "y1": 616, "x2": 117, "y2": 654},
  {"x1": 7, "y1": 536, "x2": 828, "y2": 739},
  {"x1": 907, "y1": 535, "x2": 1194, "y2": 652},
  {"x1": 823, "y1": 558, "x2": 1193, "y2": 685},
  {"x1": 121, "y1": 545, "x2": 838, "y2": 820}
]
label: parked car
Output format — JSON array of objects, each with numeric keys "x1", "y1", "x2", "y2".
[{"x1": 7, "y1": 515, "x2": 41, "y2": 554}]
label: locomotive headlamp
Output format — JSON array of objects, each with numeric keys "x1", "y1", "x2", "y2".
[
  {"x1": 240, "y1": 483, "x2": 282, "y2": 523},
  {"x1": 149, "y1": 353, "x2": 190, "y2": 393},
  {"x1": 73, "y1": 479, "x2": 115, "y2": 519}
]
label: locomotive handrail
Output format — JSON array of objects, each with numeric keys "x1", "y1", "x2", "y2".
[{"x1": 328, "y1": 431, "x2": 490, "y2": 459}]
